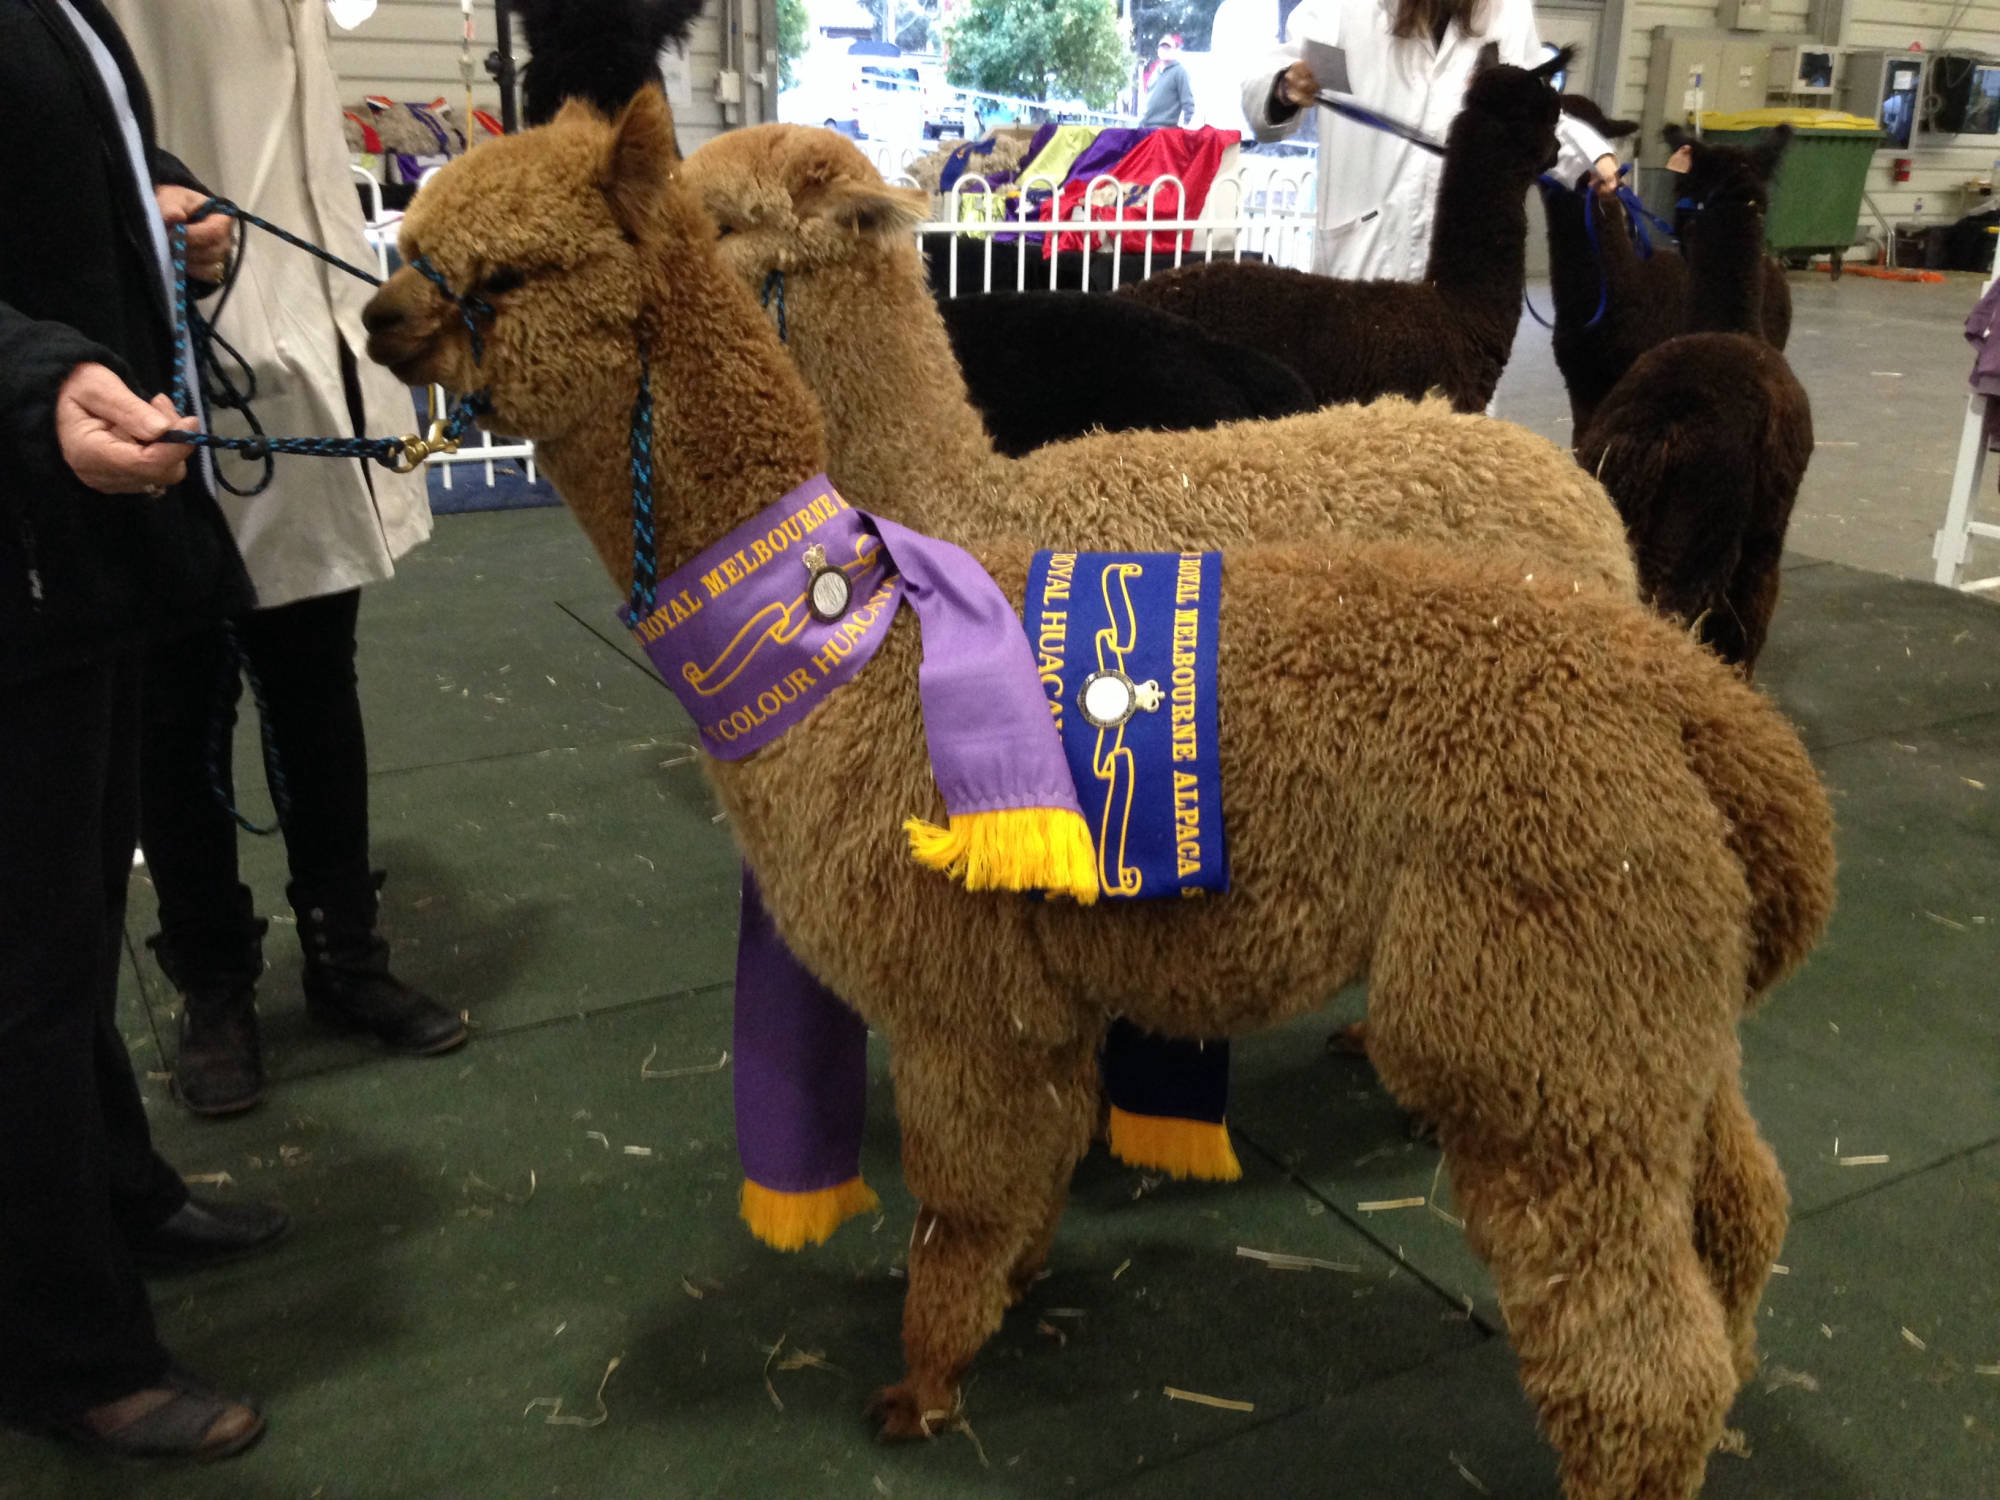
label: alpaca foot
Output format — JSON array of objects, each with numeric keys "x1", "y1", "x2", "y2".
[{"x1": 866, "y1": 1381, "x2": 957, "y2": 1441}]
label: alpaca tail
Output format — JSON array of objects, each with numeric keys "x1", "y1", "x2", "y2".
[{"x1": 1676, "y1": 670, "x2": 1836, "y2": 1006}]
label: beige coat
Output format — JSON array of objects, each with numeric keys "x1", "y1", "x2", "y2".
[{"x1": 105, "y1": 0, "x2": 429, "y2": 608}]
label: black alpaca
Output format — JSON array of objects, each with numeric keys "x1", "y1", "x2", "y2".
[
  {"x1": 935, "y1": 291, "x2": 1315, "y2": 456},
  {"x1": 1542, "y1": 96, "x2": 1792, "y2": 444},
  {"x1": 1116, "y1": 46, "x2": 1572, "y2": 413},
  {"x1": 517, "y1": 0, "x2": 705, "y2": 126},
  {"x1": 1577, "y1": 127, "x2": 1812, "y2": 674}
]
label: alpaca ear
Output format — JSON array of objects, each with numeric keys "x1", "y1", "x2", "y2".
[
  {"x1": 1750, "y1": 123, "x2": 1793, "y2": 179},
  {"x1": 1473, "y1": 41, "x2": 1502, "y2": 76},
  {"x1": 1531, "y1": 45, "x2": 1577, "y2": 82},
  {"x1": 812, "y1": 178, "x2": 931, "y2": 243},
  {"x1": 601, "y1": 86, "x2": 683, "y2": 234},
  {"x1": 554, "y1": 96, "x2": 607, "y2": 128}
]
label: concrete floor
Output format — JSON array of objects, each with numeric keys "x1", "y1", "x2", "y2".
[{"x1": 1, "y1": 273, "x2": 1995, "y2": 1499}]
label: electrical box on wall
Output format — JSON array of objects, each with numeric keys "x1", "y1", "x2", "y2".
[
  {"x1": 1720, "y1": 0, "x2": 1771, "y2": 32},
  {"x1": 1924, "y1": 53, "x2": 2000, "y2": 137},
  {"x1": 1769, "y1": 44, "x2": 1838, "y2": 95},
  {"x1": 1640, "y1": 29, "x2": 1774, "y2": 166},
  {"x1": 1844, "y1": 51, "x2": 1924, "y2": 150}
]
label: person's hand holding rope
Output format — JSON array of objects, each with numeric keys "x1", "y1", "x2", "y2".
[
  {"x1": 55, "y1": 362, "x2": 198, "y2": 496},
  {"x1": 1275, "y1": 60, "x2": 1320, "y2": 112},
  {"x1": 155, "y1": 184, "x2": 231, "y2": 284}
]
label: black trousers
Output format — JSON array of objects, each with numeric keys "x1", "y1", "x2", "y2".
[
  {"x1": 0, "y1": 647, "x2": 186, "y2": 1422},
  {"x1": 141, "y1": 587, "x2": 371, "y2": 972}
]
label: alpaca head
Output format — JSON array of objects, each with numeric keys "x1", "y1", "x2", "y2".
[
  {"x1": 1662, "y1": 123, "x2": 1793, "y2": 215},
  {"x1": 363, "y1": 90, "x2": 694, "y2": 443},
  {"x1": 684, "y1": 125, "x2": 931, "y2": 291},
  {"x1": 1456, "y1": 44, "x2": 1573, "y2": 176}
]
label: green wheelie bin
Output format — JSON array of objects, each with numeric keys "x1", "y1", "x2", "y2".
[{"x1": 1697, "y1": 108, "x2": 1885, "y2": 278}]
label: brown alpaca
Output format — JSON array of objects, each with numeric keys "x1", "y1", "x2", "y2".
[
  {"x1": 681, "y1": 123, "x2": 1639, "y2": 598},
  {"x1": 362, "y1": 92, "x2": 1835, "y2": 1500},
  {"x1": 1115, "y1": 46, "x2": 1570, "y2": 413},
  {"x1": 1577, "y1": 129, "x2": 1813, "y2": 674},
  {"x1": 1543, "y1": 98, "x2": 1791, "y2": 443}
]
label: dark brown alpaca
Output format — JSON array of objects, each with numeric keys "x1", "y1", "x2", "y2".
[
  {"x1": 1117, "y1": 46, "x2": 1570, "y2": 413},
  {"x1": 1577, "y1": 127, "x2": 1813, "y2": 674},
  {"x1": 1543, "y1": 97, "x2": 1792, "y2": 443}
]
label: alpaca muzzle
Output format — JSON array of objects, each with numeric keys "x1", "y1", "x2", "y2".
[{"x1": 362, "y1": 270, "x2": 457, "y2": 385}]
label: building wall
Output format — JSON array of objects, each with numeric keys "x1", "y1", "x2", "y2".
[
  {"x1": 326, "y1": 0, "x2": 770, "y2": 151},
  {"x1": 1604, "y1": 0, "x2": 2000, "y2": 253}
]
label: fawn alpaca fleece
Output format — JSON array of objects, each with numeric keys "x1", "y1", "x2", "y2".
[{"x1": 362, "y1": 92, "x2": 1835, "y2": 1500}]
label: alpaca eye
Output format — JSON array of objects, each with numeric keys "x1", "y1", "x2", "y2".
[
  {"x1": 480, "y1": 266, "x2": 527, "y2": 296},
  {"x1": 716, "y1": 225, "x2": 738, "y2": 239}
]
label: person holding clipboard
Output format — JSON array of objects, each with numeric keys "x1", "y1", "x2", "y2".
[{"x1": 1240, "y1": 0, "x2": 1619, "y2": 279}]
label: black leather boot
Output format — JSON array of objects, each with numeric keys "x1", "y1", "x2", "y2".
[
  {"x1": 150, "y1": 920, "x2": 267, "y2": 1116},
  {"x1": 293, "y1": 871, "x2": 467, "y2": 1056}
]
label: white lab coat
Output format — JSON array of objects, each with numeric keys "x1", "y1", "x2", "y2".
[
  {"x1": 1240, "y1": 0, "x2": 1614, "y2": 280},
  {"x1": 104, "y1": 0, "x2": 431, "y2": 609}
]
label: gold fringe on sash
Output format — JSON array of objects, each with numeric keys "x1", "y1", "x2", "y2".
[
  {"x1": 739, "y1": 1176, "x2": 880, "y2": 1252},
  {"x1": 1107, "y1": 1105, "x2": 1243, "y2": 1182},
  {"x1": 904, "y1": 808, "x2": 1100, "y2": 904}
]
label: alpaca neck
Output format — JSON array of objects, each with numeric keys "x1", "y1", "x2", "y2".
[
  {"x1": 1424, "y1": 124, "x2": 1533, "y2": 337},
  {"x1": 539, "y1": 201, "x2": 829, "y2": 597},
  {"x1": 1684, "y1": 202, "x2": 1766, "y2": 336},
  {"x1": 1541, "y1": 186, "x2": 1601, "y2": 329},
  {"x1": 784, "y1": 253, "x2": 1004, "y2": 525}
]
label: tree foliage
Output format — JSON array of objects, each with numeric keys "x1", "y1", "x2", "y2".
[
  {"x1": 776, "y1": 0, "x2": 809, "y2": 90},
  {"x1": 943, "y1": 0, "x2": 1130, "y2": 107}
]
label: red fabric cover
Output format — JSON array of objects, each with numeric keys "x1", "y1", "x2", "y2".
[{"x1": 1043, "y1": 126, "x2": 1235, "y2": 258}]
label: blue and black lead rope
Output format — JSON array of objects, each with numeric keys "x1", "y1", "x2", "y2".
[
  {"x1": 159, "y1": 198, "x2": 492, "y2": 832},
  {"x1": 628, "y1": 352, "x2": 658, "y2": 622},
  {"x1": 163, "y1": 198, "x2": 489, "y2": 497}
]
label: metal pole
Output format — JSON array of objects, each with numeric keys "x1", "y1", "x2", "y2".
[{"x1": 489, "y1": 0, "x2": 519, "y2": 133}]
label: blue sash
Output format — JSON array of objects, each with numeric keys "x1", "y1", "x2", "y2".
[{"x1": 1024, "y1": 551, "x2": 1227, "y2": 899}]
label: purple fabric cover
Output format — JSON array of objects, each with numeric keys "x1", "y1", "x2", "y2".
[{"x1": 733, "y1": 869, "x2": 869, "y2": 1194}]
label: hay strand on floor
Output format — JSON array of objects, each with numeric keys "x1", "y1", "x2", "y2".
[
  {"x1": 640, "y1": 1045, "x2": 730, "y2": 1080},
  {"x1": 523, "y1": 1354, "x2": 622, "y2": 1427},
  {"x1": 1236, "y1": 1246, "x2": 1361, "y2": 1273},
  {"x1": 1163, "y1": 1385, "x2": 1254, "y2": 1413}
]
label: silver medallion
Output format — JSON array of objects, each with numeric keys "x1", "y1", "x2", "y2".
[
  {"x1": 803, "y1": 543, "x2": 851, "y2": 623},
  {"x1": 1078, "y1": 670, "x2": 1163, "y2": 730}
]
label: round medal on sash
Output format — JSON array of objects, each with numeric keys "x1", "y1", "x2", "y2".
[
  {"x1": 1078, "y1": 670, "x2": 1163, "y2": 730},
  {"x1": 803, "y1": 543, "x2": 851, "y2": 623}
]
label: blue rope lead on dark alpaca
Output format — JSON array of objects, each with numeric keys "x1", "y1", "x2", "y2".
[
  {"x1": 628, "y1": 352, "x2": 658, "y2": 621},
  {"x1": 1313, "y1": 92, "x2": 1447, "y2": 156},
  {"x1": 1524, "y1": 174, "x2": 1608, "y2": 333}
]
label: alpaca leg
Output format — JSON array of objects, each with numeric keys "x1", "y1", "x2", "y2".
[
  {"x1": 869, "y1": 1030, "x2": 1096, "y2": 1439},
  {"x1": 1449, "y1": 1133, "x2": 1737, "y2": 1500},
  {"x1": 1006, "y1": 1150, "x2": 1077, "y2": 1303},
  {"x1": 1692, "y1": 1063, "x2": 1788, "y2": 1386}
]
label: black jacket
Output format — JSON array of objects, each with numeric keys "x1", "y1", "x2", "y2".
[{"x1": 0, "y1": 0, "x2": 252, "y2": 686}]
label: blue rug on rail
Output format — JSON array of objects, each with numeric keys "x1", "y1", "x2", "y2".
[{"x1": 406, "y1": 388, "x2": 561, "y2": 514}]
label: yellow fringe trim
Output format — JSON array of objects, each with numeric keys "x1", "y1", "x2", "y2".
[
  {"x1": 1107, "y1": 1106, "x2": 1243, "y2": 1182},
  {"x1": 739, "y1": 1176, "x2": 880, "y2": 1252},
  {"x1": 903, "y1": 807, "x2": 1100, "y2": 904}
]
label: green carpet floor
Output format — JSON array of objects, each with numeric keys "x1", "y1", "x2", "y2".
[{"x1": 2, "y1": 514, "x2": 1993, "y2": 1500}]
